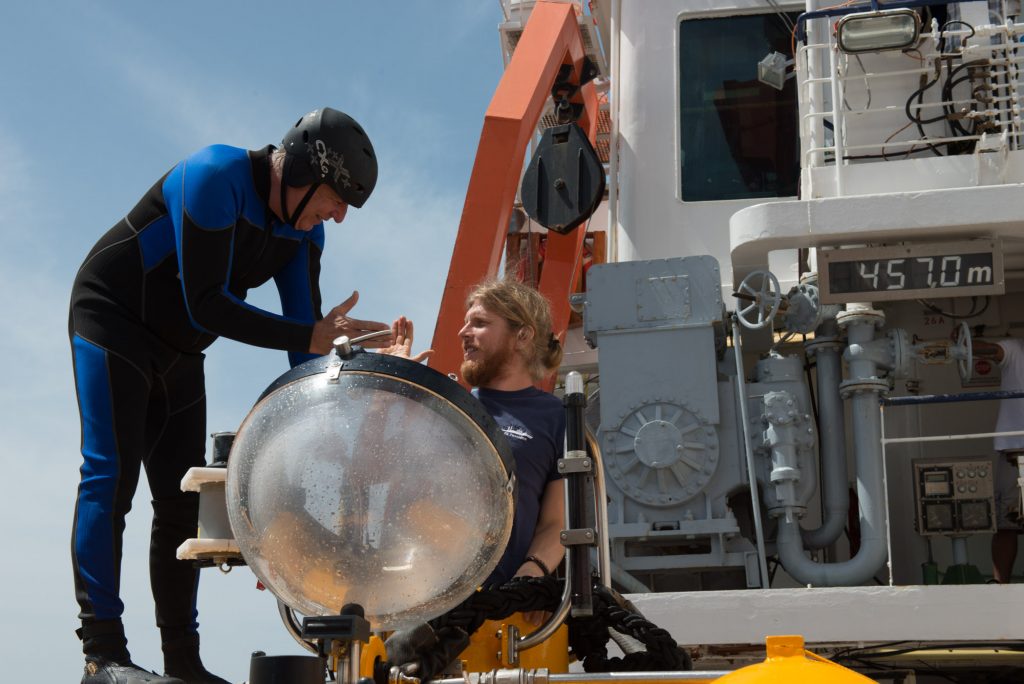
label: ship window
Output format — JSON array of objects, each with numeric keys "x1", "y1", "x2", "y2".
[{"x1": 679, "y1": 14, "x2": 799, "y2": 202}]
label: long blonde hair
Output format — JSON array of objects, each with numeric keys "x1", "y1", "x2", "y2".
[{"x1": 467, "y1": 278, "x2": 563, "y2": 381}]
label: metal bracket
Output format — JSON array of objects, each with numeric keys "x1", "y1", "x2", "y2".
[
  {"x1": 499, "y1": 624, "x2": 521, "y2": 667},
  {"x1": 325, "y1": 353, "x2": 343, "y2": 383},
  {"x1": 550, "y1": 57, "x2": 599, "y2": 109},
  {"x1": 557, "y1": 456, "x2": 592, "y2": 474},
  {"x1": 300, "y1": 614, "x2": 370, "y2": 644},
  {"x1": 560, "y1": 528, "x2": 596, "y2": 546}
]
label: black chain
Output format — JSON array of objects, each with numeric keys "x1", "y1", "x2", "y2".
[
  {"x1": 381, "y1": 577, "x2": 688, "y2": 682},
  {"x1": 568, "y1": 585, "x2": 691, "y2": 672},
  {"x1": 432, "y1": 576, "x2": 563, "y2": 635}
]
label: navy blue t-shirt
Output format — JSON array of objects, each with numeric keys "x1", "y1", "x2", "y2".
[{"x1": 474, "y1": 386, "x2": 565, "y2": 585}]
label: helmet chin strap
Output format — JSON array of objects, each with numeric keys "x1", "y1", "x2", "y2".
[{"x1": 280, "y1": 178, "x2": 321, "y2": 227}]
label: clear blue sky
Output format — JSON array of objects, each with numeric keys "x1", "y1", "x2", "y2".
[{"x1": 0, "y1": 2, "x2": 505, "y2": 680}]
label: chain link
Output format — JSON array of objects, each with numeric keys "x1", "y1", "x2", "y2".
[{"x1": 379, "y1": 577, "x2": 689, "y2": 682}]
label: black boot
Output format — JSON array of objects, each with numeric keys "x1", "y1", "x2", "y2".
[
  {"x1": 82, "y1": 656, "x2": 185, "y2": 684},
  {"x1": 162, "y1": 634, "x2": 231, "y2": 684},
  {"x1": 80, "y1": 620, "x2": 183, "y2": 683}
]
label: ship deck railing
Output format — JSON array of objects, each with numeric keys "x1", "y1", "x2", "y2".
[{"x1": 797, "y1": 17, "x2": 1024, "y2": 197}]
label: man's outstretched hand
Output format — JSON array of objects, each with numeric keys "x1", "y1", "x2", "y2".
[
  {"x1": 379, "y1": 316, "x2": 434, "y2": 363},
  {"x1": 309, "y1": 291, "x2": 392, "y2": 354}
]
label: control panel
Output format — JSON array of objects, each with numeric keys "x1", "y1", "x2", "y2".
[{"x1": 913, "y1": 458, "x2": 996, "y2": 536}]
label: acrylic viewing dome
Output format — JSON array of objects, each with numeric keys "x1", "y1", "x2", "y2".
[{"x1": 225, "y1": 352, "x2": 515, "y2": 630}]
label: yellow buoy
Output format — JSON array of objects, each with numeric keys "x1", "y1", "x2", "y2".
[{"x1": 716, "y1": 635, "x2": 874, "y2": 683}]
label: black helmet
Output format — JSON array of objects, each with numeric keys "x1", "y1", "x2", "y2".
[{"x1": 280, "y1": 108, "x2": 377, "y2": 216}]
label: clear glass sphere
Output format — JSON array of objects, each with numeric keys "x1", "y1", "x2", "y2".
[{"x1": 226, "y1": 368, "x2": 513, "y2": 630}]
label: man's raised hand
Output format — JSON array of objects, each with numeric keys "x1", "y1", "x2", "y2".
[{"x1": 309, "y1": 290, "x2": 392, "y2": 354}]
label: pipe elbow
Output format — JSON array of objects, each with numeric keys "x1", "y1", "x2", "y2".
[
  {"x1": 778, "y1": 518, "x2": 888, "y2": 586},
  {"x1": 800, "y1": 503, "x2": 848, "y2": 549}
]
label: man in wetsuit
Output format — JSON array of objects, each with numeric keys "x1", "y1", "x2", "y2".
[{"x1": 69, "y1": 107, "x2": 392, "y2": 684}]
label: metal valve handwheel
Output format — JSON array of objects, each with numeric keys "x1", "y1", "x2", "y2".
[
  {"x1": 734, "y1": 270, "x2": 783, "y2": 330},
  {"x1": 955, "y1": 320, "x2": 973, "y2": 382}
]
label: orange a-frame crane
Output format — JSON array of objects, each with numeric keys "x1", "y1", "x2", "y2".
[{"x1": 429, "y1": 0, "x2": 601, "y2": 389}]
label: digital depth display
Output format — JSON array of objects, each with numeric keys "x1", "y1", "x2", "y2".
[{"x1": 828, "y1": 252, "x2": 996, "y2": 295}]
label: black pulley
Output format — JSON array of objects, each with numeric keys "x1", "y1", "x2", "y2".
[
  {"x1": 520, "y1": 123, "x2": 605, "y2": 234},
  {"x1": 248, "y1": 653, "x2": 325, "y2": 684}
]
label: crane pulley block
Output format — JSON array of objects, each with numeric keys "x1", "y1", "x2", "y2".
[{"x1": 521, "y1": 122, "x2": 605, "y2": 235}]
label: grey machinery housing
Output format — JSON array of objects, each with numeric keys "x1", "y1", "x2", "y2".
[{"x1": 583, "y1": 257, "x2": 819, "y2": 590}]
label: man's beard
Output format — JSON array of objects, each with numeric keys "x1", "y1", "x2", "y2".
[{"x1": 461, "y1": 340, "x2": 515, "y2": 388}]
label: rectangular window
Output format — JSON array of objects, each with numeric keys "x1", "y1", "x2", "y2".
[{"x1": 679, "y1": 14, "x2": 799, "y2": 201}]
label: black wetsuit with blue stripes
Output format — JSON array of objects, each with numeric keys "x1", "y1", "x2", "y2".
[{"x1": 68, "y1": 144, "x2": 323, "y2": 658}]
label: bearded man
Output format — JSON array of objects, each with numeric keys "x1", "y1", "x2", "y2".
[{"x1": 387, "y1": 278, "x2": 565, "y2": 590}]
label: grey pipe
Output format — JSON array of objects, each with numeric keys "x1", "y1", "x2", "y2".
[
  {"x1": 732, "y1": 317, "x2": 771, "y2": 588},
  {"x1": 951, "y1": 537, "x2": 969, "y2": 566},
  {"x1": 607, "y1": 557, "x2": 651, "y2": 593},
  {"x1": 589, "y1": 544, "x2": 651, "y2": 593},
  {"x1": 777, "y1": 312, "x2": 889, "y2": 585},
  {"x1": 801, "y1": 319, "x2": 849, "y2": 549}
]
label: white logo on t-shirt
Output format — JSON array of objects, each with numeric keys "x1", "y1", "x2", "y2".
[{"x1": 503, "y1": 425, "x2": 532, "y2": 442}]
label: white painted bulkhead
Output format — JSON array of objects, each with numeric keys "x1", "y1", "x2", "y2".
[{"x1": 612, "y1": 0, "x2": 803, "y2": 294}]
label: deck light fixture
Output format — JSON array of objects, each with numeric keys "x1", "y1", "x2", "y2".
[{"x1": 837, "y1": 8, "x2": 920, "y2": 54}]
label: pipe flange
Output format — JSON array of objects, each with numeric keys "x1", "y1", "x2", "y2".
[
  {"x1": 836, "y1": 308, "x2": 885, "y2": 330},
  {"x1": 764, "y1": 391, "x2": 799, "y2": 425},
  {"x1": 768, "y1": 503, "x2": 807, "y2": 519},
  {"x1": 838, "y1": 378, "x2": 889, "y2": 399},
  {"x1": 888, "y1": 329, "x2": 912, "y2": 379},
  {"x1": 804, "y1": 335, "x2": 844, "y2": 356}
]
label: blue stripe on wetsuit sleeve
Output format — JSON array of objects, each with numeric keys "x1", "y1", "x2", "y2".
[
  {"x1": 71, "y1": 335, "x2": 124, "y2": 619},
  {"x1": 179, "y1": 146, "x2": 245, "y2": 229},
  {"x1": 163, "y1": 150, "x2": 235, "y2": 334},
  {"x1": 137, "y1": 215, "x2": 176, "y2": 272},
  {"x1": 274, "y1": 238, "x2": 319, "y2": 368}
]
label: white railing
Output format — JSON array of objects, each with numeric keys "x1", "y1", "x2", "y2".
[
  {"x1": 498, "y1": 0, "x2": 584, "y2": 22},
  {"x1": 798, "y1": 17, "x2": 1024, "y2": 197}
]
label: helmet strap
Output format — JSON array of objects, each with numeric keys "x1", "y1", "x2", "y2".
[{"x1": 280, "y1": 177, "x2": 321, "y2": 227}]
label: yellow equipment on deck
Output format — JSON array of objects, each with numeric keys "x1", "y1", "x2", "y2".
[
  {"x1": 716, "y1": 636, "x2": 874, "y2": 683},
  {"x1": 360, "y1": 615, "x2": 570, "y2": 676}
]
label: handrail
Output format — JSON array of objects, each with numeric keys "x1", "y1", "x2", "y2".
[{"x1": 883, "y1": 389, "x2": 1024, "y2": 407}]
